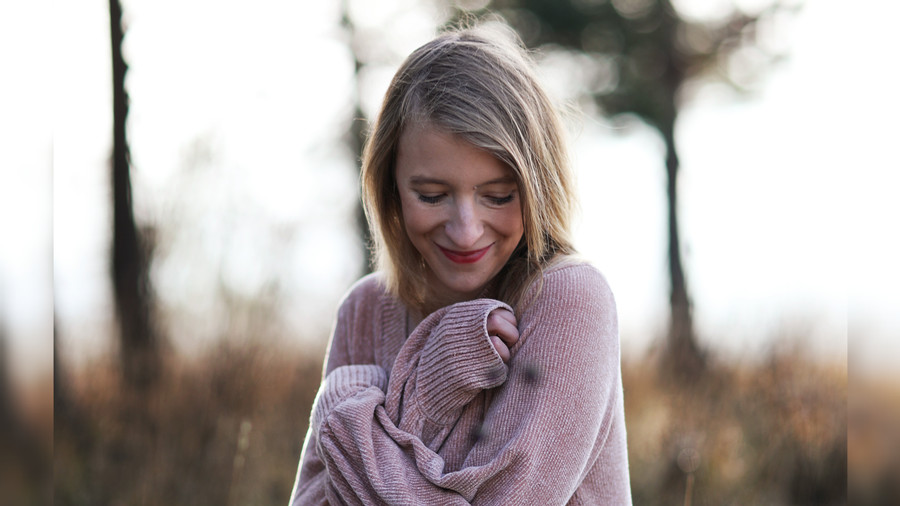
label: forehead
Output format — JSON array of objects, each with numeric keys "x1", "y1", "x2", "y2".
[{"x1": 395, "y1": 125, "x2": 516, "y2": 186}]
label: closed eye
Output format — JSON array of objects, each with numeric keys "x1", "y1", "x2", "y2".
[
  {"x1": 487, "y1": 194, "x2": 515, "y2": 206},
  {"x1": 417, "y1": 193, "x2": 445, "y2": 204}
]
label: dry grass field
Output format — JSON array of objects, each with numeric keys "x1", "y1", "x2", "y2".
[
  {"x1": 33, "y1": 339, "x2": 866, "y2": 505},
  {"x1": 624, "y1": 353, "x2": 847, "y2": 505}
]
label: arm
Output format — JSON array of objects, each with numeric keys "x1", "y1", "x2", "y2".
[
  {"x1": 463, "y1": 264, "x2": 632, "y2": 504},
  {"x1": 288, "y1": 276, "x2": 382, "y2": 506},
  {"x1": 289, "y1": 280, "x2": 513, "y2": 504},
  {"x1": 313, "y1": 264, "x2": 632, "y2": 505},
  {"x1": 312, "y1": 298, "x2": 511, "y2": 504}
]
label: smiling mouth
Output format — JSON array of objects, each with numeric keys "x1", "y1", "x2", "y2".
[{"x1": 438, "y1": 244, "x2": 492, "y2": 264}]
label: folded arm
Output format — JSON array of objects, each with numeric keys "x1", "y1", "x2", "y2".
[{"x1": 290, "y1": 265, "x2": 631, "y2": 505}]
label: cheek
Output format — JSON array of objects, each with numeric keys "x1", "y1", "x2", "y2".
[
  {"x1": 400, "y1": 199, "x2": 440, "y2": 241},
  {"x1": 496, "y1": 207, "x2": 525, "y2": 240}
]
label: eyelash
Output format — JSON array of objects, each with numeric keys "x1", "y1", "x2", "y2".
[
  {"x1": 487, "y1": 195, "x2": 515, "y2": 205},
  {"x1": 415, "y1": 193, "x2": 515, "y2": 206},
  {"x1": 417, "y1": 194, "x2": 444, "y2": 204}
]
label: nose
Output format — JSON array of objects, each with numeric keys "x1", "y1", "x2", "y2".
[{"x1": 445, "y1": 199, "x2": 482, "y2": 249}]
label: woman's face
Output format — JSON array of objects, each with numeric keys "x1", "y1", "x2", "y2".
[{"x1": 395, "y1": 125, "x2": 525, "y2": 304}]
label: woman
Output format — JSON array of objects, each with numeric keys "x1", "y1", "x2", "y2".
[{"x1": 290, "y1": 24, "x2": 632, "y2": 505}]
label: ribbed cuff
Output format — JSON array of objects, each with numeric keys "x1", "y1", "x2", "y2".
[
  {"x1": 417, "y1": 299, "x2": 510, "y2": 424},
  {"x1": 311, "y1": 364, "x2": 388, "y2": 430}
]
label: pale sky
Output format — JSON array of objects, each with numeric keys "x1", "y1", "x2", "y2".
[{"x1": 2, "y1": 0, "x2": 897, "y2": 384}]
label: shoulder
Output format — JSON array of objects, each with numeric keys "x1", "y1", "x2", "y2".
[
  {"x1": 515, "y1": 256, "x2": 620, "y2": 366},
  {"x1": 325, "y1": 272, "x2": 393, "y2": 369},
  {"x1": 516, "y1": 258, "x2": 620, "y2": 368},
  {"x1": 337, "y1": 271, "x2": 391, "y2": 318},
  {"x1": 343, "y1": 271, "x2": 389, "y2": 303},
  {"x1": 532, "y1": 256, "x2": 615, "y2": 311},
  {"x1": 516, "y1": 256, "x2": 618, "y2": 342}
]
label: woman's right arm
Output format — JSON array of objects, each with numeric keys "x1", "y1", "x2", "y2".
[
  {"x1": 309, "y1": 297, "x2": 511, "y2": 505},
  {"x1": 289, "y1": 287, "x2": 512, "y2": 505},
  {"x1": 288, "y1": 279, "x2": 368, "y2": 505}
]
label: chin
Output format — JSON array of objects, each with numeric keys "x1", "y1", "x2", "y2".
[{"x1": 437, "y1": 274, "x2": 493, "y2": 302}]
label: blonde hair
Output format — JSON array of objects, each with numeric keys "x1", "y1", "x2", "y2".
[{"x1": 361, "y1": 24, "x2": 576, "y2": 314}]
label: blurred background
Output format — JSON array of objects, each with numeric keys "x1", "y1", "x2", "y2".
[{"x1": 1, "y1": 0, "x2": 897, "y2": 504}]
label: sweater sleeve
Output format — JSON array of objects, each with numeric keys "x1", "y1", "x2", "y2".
[
  {"x1": 384, "y1": 298, "x2": 511, "y2": 437},
  {"x1": 288, "y1": 276, "x2": 381, "y2": 506},
  {"x1": 288, "y1": 279, "x2": 511, "y2": 504},
  {"x1": 310, "y1": 263, "x2": 632, "y2": 505}
]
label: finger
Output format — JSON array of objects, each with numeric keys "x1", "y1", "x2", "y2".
[
  {"x1": 497, "y1": 319, "x2": 520, "y2": 346},
  {"x1": 487, "y1": 308, "x2": 517, "y2": 332},
  {"x1": 487, "y1": 314, "x2": 517, "y2": 344},
  {"x1": 490, "y1": 335, "x2": 510, "y2": 362},
  {"x1": 488, "y1": 315, "x2": 519, "y2": 346},
  {"x1": 491, "y1": 308, "x2": 517, "y2": 327}
]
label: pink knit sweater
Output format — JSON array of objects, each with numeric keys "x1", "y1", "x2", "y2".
[{"x1": 289, "y1": 261, "x2": 632, "y2": 505}]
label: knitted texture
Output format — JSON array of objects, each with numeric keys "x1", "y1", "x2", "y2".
[{"x1": 289, "y1": 261, "x2": 632, "y2": 505}]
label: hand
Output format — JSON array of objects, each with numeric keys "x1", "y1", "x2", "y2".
[{"x1": 487, "y1": 308, "x2": 519, "y2": 363}]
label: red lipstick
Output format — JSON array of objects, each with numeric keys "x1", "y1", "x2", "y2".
[{"x1": 438, "y1": 244, "x2": 491, "y2": 264}]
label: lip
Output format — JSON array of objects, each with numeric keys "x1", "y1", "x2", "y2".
[{"x1": 438, "y1": 244, "x2": 492, "y2": 264}]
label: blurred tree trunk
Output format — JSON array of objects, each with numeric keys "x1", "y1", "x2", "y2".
[
  {"x1": 653, "y1": 15, "x2": 706, "y2": 382},
  {"x1": 341, "y1": 0, "x2": 372, "y2": 275},
  {"x1": 109, "y1": 0, "x2": 161, "y2": 390},
  {"x1": 660, "y1": 119, "x2": 705, "y2": 381}
]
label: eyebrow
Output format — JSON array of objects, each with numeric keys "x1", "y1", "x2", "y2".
[{"x1": 408, "y1": 175, "x2": 517, "y2": 186}]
